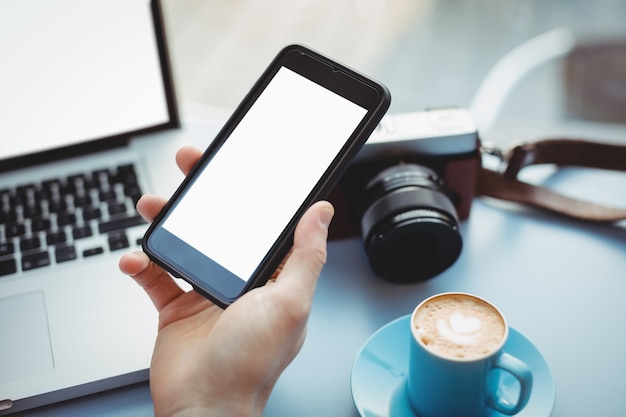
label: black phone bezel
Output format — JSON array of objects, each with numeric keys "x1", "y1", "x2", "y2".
[{"x1": 142, "y1": 44, "x2": 391, "y2": 308}]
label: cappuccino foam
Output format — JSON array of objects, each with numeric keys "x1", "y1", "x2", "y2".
[{"x1": 413, "y1": 294, "x2": 505, "y2": 359}]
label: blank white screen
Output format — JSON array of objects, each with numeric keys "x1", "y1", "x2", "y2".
[{"x1": 163, "y1": 67, "x2": 367, "y2": 280}]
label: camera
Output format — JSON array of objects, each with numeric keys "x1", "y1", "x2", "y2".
[{"x1": 327, "y1": 108, "x2": 480, "y2": 283}]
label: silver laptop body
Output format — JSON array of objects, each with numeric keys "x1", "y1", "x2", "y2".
[{"x1": 0, "y1": 0, "x2": 188, "y2": 413}]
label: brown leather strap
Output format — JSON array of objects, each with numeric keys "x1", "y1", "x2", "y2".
[
  {"x1": 477, "y1": 138, "x2": 626, "y2": 223},
  {"x1": 503, "y1": 138, "x2": 626, "y2": 179}
]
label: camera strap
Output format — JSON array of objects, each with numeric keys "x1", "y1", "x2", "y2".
[{"x1": 477, "y1": 138, "x2": 626, "y2": 223}]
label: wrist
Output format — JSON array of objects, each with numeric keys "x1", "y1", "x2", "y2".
[{"x1": 159, "y1": 390, "x2": 268, "y2": 417}]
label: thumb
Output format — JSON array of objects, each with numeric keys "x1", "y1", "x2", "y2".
[{"x1": 275, "y1": 201, "x2": 334, "y2": 298}]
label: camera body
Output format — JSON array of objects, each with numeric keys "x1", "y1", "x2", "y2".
[{"x1": 327, "y1": 108, "x2": 480, "y2": 282}]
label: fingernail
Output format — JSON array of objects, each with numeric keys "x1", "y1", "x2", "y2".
[{"x1": 319, "y1": 206, "x2": 334, "y2": 229}]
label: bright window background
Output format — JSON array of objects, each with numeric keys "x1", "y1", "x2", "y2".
[{"x1": 162, "y1": 0, "x2": 626, "y2": 127}]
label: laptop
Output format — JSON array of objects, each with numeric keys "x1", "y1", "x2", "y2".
[{"x1": 0, "y1": 0, "x2": 204, "y2": 413}]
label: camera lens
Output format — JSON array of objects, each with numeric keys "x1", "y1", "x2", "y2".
[{"x1": 360, "y1": 164, "x2": 462, "y2": 283}]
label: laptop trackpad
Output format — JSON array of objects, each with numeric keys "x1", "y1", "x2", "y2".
[{"x1": 0, "y1": 291, "x2": 54, "y2": 383}]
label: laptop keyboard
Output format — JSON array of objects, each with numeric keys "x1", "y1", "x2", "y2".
[{"x1": 0, "y1": 164, "x2": 147, "y2": 277}]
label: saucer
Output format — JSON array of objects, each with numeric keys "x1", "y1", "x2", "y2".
[{"x1": 351, "y1": 315, "x2": 555, "y2": 417}]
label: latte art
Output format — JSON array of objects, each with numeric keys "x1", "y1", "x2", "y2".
[
  {"x1": 413, "y1": 294, "x2": 506, "y2": 359},
  {"x1": 436, "y1": 312, "x2": 483, "y2": 345}
]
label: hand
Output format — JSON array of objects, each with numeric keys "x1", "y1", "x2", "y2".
[{"x1": 119, "y1": 146, "x2": 334, "y2": 417}]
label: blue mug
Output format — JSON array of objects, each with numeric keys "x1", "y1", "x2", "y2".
[{"x1": 407, "y1": 293, "x2": 533, "y2": 417}]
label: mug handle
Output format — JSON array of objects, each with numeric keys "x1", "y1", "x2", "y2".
[{"x1": 488, "y1": 352, "x2": 533, "y2": 415}]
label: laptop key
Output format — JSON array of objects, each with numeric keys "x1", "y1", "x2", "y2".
[
  {"x1": 82, "y1": 175, "x2": 99, "y2": 191},
  {"x1": 0, "y1": 258, "x2": 17, "y2": 276},
  {"x1": 93, "y1": 169, "x2": 110, "y2": 182},
  {"x1": 99, "y1": 215, "x2": 145, "y2": 234},
  {"x1": 46, "y1": 231, "x2": 67, "y2": 246},
  {"x1": 83, "y1": 247, "x2": 104, "y2": 257},
  {"x1": 83, "y1": 206, "x2": 102, "y2": 221},
  {"x1": 108, "y1": 202, "x2": 127, "y2": 216},
  {"x1": 20, "y1": 236, "x2": 41, "y2": 252},
  {"x1": 23, "y1": 203, "x2": 43, "y2": 218},
  {"x1": 108, "y1": 232, "x2": 129, "y2": 251},
  {"x1": 5, "y1": 222, "x2": 26, "y2": 238},
  {"x1": 41, "y1": 179, "x2": 62, "y2": 197},
  {"x1": 124, "y1": 186, "x2": 142, "y2": 204},
  {"x1": 31, "y1": 216, "x2": 52, "y2": 232},
  {"x1": 98, "y1": 189, "x2": 117, "y2": 202},
  {"x1": 72, "y1": 225, "x2": 93, "y2": 240},
  {"x1": 47, "y1": 198, "x2": 68, "y2": 213},
  {"x1": 22, "y1": 251, "x2": 50, "y2": 271},
  {"x1": 16, "y1": 184, "x2": 37, "y2": 204},
  {"x1": 0, "y1": 210, "x2": 17, "y2": 224},
  {"x1": 73, "y1": 193, "x2": 92, "y2": 207},
  {"x1": 112, "y1": 164, "x2": 137, "y2": 183},
  {"x1": 0, "y1": 242, "x2": 15, "y2": 256},
  {"x1": 56, "y1": 211, "x2": 77, "y2": 227},
  {"x1": 55, "y1": 246, "x2": 77, "y2": 263}
]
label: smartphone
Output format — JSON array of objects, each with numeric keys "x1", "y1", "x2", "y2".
[{"x1": 143, "y1": 45, "x2": 391, "y2": 308}]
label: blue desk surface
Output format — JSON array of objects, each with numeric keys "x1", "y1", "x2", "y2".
[{"x1": 18, "y1": 118, "x2": 626, "y2": 417}]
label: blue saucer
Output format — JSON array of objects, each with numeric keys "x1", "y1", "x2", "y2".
[{"x1": 351, "y1": 315, "x2": 555, "y2": 417}]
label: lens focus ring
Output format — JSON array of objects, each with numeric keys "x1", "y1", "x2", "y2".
[{"x1": 360, "y1": 164, "x2": 463, "y2": 282}]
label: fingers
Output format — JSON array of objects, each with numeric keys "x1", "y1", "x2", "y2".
[
  {"x1": 119, "y1": 251, "x2": 185, "y2": 312},
  {"x1": 273, "y1": 201, "x2": 334, "y2": 300},
  {"x1": 175, "y1": 146, "x2": 203, "y2": 176},
  {"x1": 135, "y1": 146, "x2": 202, "y2": 222},
  {"x1": 136, "y1": 194, "x2": 167, "y2": 222},
  {"x1": 121, "y1": 146, "x2": 203, "y2": 312}
]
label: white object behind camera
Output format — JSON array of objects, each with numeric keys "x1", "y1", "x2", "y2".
[{"x1": 358, "y1": 108, "x2": 478, "y2": 161}]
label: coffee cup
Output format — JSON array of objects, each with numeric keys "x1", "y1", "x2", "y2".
[{"x1": 407, "y1": 292, "x2": 533, "y2": 417}]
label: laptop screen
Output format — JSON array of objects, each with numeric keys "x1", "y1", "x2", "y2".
[{"x1": 0, "y1": 0, "x2": 178, "y2": 166}]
